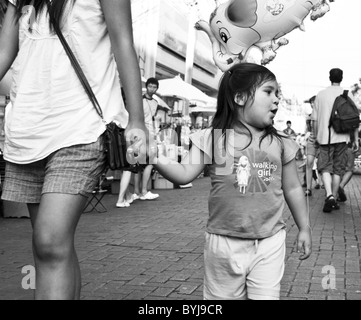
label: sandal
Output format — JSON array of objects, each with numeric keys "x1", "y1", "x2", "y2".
[
  {"x1": 323, "y1": 195, "x2": 339, "y2": 213},
  {"x1": 116, "y1": 201, "x2": 130, "y2": 208},
  {"x1": 140, "y1": 191, "x2": 159, "y2": 200}
]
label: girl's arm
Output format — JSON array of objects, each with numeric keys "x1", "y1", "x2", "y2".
[
  {"x1": 282, "y1": 158, "x2": 312, "y2": 260},
  {"x1": 100, "y1": 0, "x2": 147, "y2": 156},
  {"x1": 154, "y1": 143, "x2": 207, "y2": 186},
  {"x1": 0, "y1": 3, "x2": 19, "y2": 81}
]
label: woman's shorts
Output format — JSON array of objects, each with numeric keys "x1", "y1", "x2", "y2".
[
  {"x1": 203, "y1": 229, "x2": 286, "y2": 300},
  {"x1": 1, "y1": 137, "x2": 107, "y2": 203}
]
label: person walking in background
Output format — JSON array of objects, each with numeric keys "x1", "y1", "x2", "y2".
[
  {"x1": 115, "y1": 90, "x2": 140, "y2": 209},
  {"x1": 312, "y1": 68, "x2": 359, "y2": 213},
  {"x1": 337, "y1": 91, "x2": 361, "y2": 203},
  {"x1": 304, "y1": 95, "x2": 323, "y2": 196},
  {"x1": 152, "y1": 63, "x2": 312, "y2": 300},
  {"x1": 283, "y1": 120, "x2": 296, "y2": 139},
  {"x1": 0, "y1": 0, "x2": 147, "y2": 299},
  {"x1": 116, "y1": 170, "x2": 138, "y2": 208},
  {"x1": 337, "y1": 140, "x2": 359, "y2": 202},
  {"x1": 133, "y1": 77, "x2": 160, "y2": 201}
]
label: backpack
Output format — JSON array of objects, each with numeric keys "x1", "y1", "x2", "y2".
[{"x1": 329, "y1": 90, "x2": 360, "y2": 133}]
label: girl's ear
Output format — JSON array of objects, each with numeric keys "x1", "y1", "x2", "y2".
[{"x1": 234, "y1": 93, "x2": 246, "y2": 106}]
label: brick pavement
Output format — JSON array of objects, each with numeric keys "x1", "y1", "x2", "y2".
[{"x1": 1, "y1": 167, "x2": 361, "y2": 300}]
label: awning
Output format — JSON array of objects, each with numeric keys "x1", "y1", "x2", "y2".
[{"x1": 157, "y1": 75, "x2": 210, "y2": 103}]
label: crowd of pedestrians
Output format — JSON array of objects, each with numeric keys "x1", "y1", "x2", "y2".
[{"x1": 282, "y1": 69, "x2": 361, "y2": 209}]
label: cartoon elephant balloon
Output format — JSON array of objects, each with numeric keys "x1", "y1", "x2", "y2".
[{"x1": 195, "y1": 0, "x2": 334, "y2": 72}]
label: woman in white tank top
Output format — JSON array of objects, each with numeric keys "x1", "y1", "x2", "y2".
[{"x1": 0, "y1": 0, "x2": 147, "y2": 300}]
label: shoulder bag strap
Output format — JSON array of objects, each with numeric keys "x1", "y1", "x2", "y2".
[{"x1": 46, "y1": 1, "x2": 104, "y2": 120}]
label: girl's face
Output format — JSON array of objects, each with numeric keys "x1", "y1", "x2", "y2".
[{"x1": 237, "y1": 80, "x2": 279, "y2": 130}]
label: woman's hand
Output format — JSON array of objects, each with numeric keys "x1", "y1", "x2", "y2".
[{"x1": 125, "y1": 120, "x2": 149, "y2": 165}]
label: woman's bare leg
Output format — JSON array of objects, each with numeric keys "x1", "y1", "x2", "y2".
[{"x1": 28, "y1": 193, "x2": 87, "y2": 300}]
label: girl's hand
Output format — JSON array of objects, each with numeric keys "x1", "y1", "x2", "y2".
[
  {"x1": 297, "y1": 227, "x2": 312, "y2": 260},
  {"x1": 147, "y1": 139, "x2": 158, "y2": 165}
]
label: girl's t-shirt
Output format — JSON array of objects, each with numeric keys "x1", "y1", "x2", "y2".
[
  {"x1": 5, "y1": 0, "x2": 128, "y2": 164},
  {"x1": 190, "y1": 128, "x2": 299, "y2": 239}
]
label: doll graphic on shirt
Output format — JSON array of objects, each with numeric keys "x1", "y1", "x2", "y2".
[{"x1": 236, "y1": 156, "x2": 251, "y2": 194}]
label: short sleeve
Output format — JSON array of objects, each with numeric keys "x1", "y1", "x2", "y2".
[
  {"x1": 189, "y1": 128, "x2": 213, "y2": 159},
  {"x1": 282, "y1": 137, "x2": 299, "y2": 165}
]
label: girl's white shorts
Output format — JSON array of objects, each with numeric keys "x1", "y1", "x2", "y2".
[{"x1": 204, "y1": 229, "x2": 286, "y2": 300}]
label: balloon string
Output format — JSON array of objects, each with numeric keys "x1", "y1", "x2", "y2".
[{"x1": 304, "y1": 144, "x2": 312, "y2": 231}]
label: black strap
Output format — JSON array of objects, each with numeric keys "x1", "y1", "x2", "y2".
[
  {"x1": 46, "y1": 1, "x2": 104, "y2": 120},
  {"x1": 327, "y1": 90, "x2": 349, "y2": 152}
]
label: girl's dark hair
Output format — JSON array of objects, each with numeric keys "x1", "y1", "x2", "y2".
[
  {"x1": 211, "y1": 62, "x2": 284, "y2": 153},
  {"x1": 13, "y1": 0, "x2": 74, "y2": 30}
]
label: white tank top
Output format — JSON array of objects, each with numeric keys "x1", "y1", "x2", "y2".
[{"x1": 5, "y1": 0, "x2": 129, "y2": 164}]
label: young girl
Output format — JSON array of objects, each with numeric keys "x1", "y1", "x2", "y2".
[
  {"x1": 0, "y1": 0, "x2": 147, "y2": 299},
  {"x1": 152, "y1": 63, "x2": 312, "y2": 300}
]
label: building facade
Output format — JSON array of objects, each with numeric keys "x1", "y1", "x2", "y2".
[{"x1": 132, "y1": 0, "x2": 222, "y2": 97}]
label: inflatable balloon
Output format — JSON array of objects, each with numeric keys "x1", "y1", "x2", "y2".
[{"x1": 195, "y1": 0, "x2": 334, "y2": 72}]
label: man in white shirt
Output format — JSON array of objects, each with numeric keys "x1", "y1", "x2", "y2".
[
  {"x1": 312, "y1": 68, "x2": 359, "y2": 213},
  {"x1": 133, "y1": 78, "x2": 160, "y2": 200}
]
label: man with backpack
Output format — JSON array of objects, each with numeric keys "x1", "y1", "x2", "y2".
[{"x1": 312, "y1": 68, "x2": 360, "y2": 213}]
